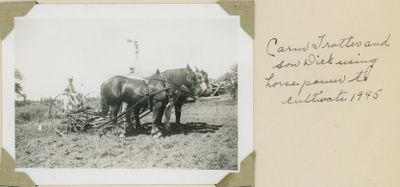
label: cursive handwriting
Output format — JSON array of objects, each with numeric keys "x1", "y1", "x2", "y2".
[
  {"x1": 265, "y1": 65, "x2": 375, "y2": 96},
  {"x1": 272, "y1": 53, "x2": 377, "y2": 70},
  {"x1": 297, "y1": 75, "x2": 346, "y2": 96},
  {"x1": 266, "y1": 34, "x2": 391, "y2": 57},
  {"x1": 281, "y1": 89, "x2": 383, "y2": 104},
  {"x1": 264, "y1": 34, "x2": 389, "y2": 104}
]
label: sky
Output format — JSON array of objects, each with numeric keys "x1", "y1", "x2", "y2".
[{"x1": 15, "y1": 18, "x2": 237, "y2": 100}]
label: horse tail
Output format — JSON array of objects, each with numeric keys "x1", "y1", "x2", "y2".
[{"x1": 100, "y1": 84, "x2": 109, "y2": 117}]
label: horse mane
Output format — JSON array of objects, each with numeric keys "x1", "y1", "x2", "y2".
[
  {"x1": 147, "y1": 67, "x2": 188, "y2": 78},
  {"x1": 163, "y1": 67, "x2": 190, "y2": 74}
]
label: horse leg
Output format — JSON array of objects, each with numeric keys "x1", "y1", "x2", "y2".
[
  {"x1": 124, "y1": 103, "x2": 134, "y2": 136},
  {"x1": 110, "y1": 105, "x2": 119, "y2": 125},
  {"x1": 152, "y1": 101, "x2": 167, "y2": 138},
  {"x1": 133, "y1": 108, "x2": 144, "y2": 132},
  {"x1": 109, "y1": 104, "x2": 122, "y2": 136},
  {"x1": 163, "y1": 101, "x2": 173, "y2": 134},
  {"x1": 175, "y1": 104, "x2": 183, "y2": 132},
  {"x1": 151, "y1": 101, "x2": 162, "y2": 137}
]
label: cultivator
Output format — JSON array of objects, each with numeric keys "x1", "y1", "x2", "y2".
[{"x1": 49, "y1": 88, "x2": 170, "y2": 136}]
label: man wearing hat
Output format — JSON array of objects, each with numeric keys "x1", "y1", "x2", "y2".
[
  {"x1": 65, "y1": 77, "x2": 76, "y2": 93},
  {"x1": 62, "y1": 77, "x2": 81, "y2": 112}
]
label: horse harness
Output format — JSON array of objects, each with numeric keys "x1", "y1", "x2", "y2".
[{"x1": 144, "y1": 73, "x2": 196, "y2": 111}]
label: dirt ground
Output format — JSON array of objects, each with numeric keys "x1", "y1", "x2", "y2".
[{"x1": 15, "y1": 96, "x2": 238, "y2": 170}]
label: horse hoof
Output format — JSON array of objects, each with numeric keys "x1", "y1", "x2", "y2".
[
  {"x1": 152, "y1": 132, "x2": 162, "y2": 138},
  {"x1": 119, "y1": 133, "x2": 126, "y2": 138}
]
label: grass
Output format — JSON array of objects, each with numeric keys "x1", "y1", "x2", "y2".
[{"x1": 15, "y1": 103, "x2": 50, "y2": 124}]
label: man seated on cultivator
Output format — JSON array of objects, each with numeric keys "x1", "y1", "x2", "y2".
[{"x1": 62, "y1": 77, "x2": 84, "y2": 112}]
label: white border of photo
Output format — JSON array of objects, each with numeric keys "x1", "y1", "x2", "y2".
[{"x1": 2, "y1": 4, "x2": 253, "y2": 185}]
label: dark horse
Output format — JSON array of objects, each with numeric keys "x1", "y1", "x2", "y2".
[
  {"x1": 163, "y1": 67, "x2": 210, "y2": 129},
  {"x1": 100, "y1": 65, "x2": 206, "y2": 137}
]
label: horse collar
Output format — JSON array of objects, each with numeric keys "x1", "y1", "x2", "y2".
[{"x1": 160, "y1": 73, "x2": 172, "y2": 89}]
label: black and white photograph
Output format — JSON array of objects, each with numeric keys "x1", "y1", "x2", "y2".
[{"x1": 2, "y1": 4, "x2": 253, "y2": 185}]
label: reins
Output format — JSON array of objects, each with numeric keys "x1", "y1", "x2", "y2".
[
  {"x1": 97, "y1": 87, "x2": 170, "y2": 130},
  {"x1": 147, "y1": 72, "x2": 197, "y2": 98}
]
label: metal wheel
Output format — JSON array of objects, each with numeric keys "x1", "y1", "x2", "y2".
[
  {"x1": 49, "y1": 92, "x2": 88, "y2": 136},
  {"x1": 49, "y1": 93, "x2": 67, "y2": 121}
]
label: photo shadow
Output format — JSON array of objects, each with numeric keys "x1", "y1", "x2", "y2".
[{"x1": 139, "y1": 122, "x2": 222, "y2": 136}]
